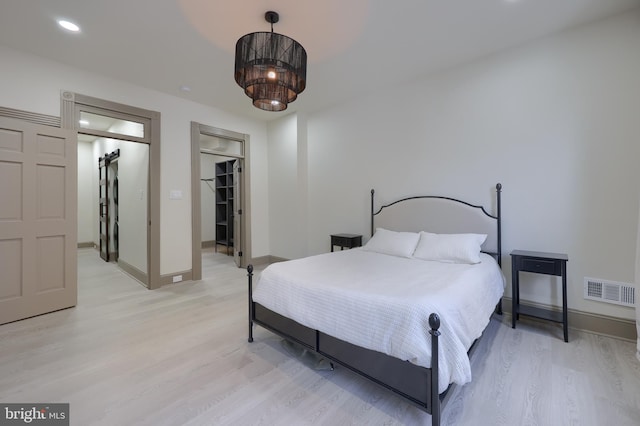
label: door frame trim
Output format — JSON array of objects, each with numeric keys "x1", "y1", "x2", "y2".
[
  {"x1": 61, "y1": 91, "x2": 162, "y2": 289},
  {"x1": 191, "y1": 122, "x2": 251, "y2": 280}
]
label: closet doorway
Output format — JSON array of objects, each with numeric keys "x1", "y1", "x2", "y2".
[{"x1": 191, "y1": 122, "x2": 251, "y2": 280}]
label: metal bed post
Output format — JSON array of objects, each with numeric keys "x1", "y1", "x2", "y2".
[
  {"x1": 247, "y1": 264, "x2": 254, "y2": 342},
  {"x1": 495, "y1": 183, "x2": 502, "y2": 267},
  {"x1": 370, "y1": 189, "x2": 375, "y2": 237},
  {"x1": 429, "y1": 313, "x2": 441, "y2": 426},
  {"x1": 495, "y1": 183, "x2": 503, "y2": 315}
]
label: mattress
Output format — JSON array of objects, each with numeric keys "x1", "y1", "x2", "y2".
[{"x1": 252, "y1": 248, "x2": 505, "y2": 393}]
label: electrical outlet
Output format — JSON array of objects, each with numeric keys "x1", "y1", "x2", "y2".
[{"x1": 172, "y1": 275, "x2": 182, "y2": 283}]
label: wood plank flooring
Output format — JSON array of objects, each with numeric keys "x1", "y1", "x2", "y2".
[{"x1": 1, "y1": 248, "x2": 639, "y2": 425}]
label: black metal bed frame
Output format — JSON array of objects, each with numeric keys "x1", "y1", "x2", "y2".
[{"x1": 247, "y1": 183, "x2": 502, "y2": 426}]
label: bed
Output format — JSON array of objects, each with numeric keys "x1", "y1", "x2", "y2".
[{"x1": 246, "y1": 183, "x2": 503, "y2": 425}]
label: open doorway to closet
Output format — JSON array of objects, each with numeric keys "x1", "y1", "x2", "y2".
[
  {"x1": 191, "y1": 122, "x2": 251, "y2": 280},
  {"x1": 201, "y1": 155, "x2": 238, "y2": 256}
]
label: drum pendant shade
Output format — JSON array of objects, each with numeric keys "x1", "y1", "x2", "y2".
[{"x1": 234, "y1": 11, "x2": 307, "y2": 112}]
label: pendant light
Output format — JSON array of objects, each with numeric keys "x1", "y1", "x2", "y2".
[{"x1": 234, "y1": 11, "x2": 307, "y2": 112}]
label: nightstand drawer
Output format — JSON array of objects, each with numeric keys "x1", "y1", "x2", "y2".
[
  {"x1": 330, "y1": 234, "x2": 362, "y2": 251},
  {"x1": 332, "y1": 236, "x2": 348, "y2": 246},
  {"x1": 520, "y1": 258, "x2": 559, "y2": 275}
]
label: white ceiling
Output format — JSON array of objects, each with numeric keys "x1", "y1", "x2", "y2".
[{"x1": 1, "y1": 0, "x2": 639, "y2": 121}]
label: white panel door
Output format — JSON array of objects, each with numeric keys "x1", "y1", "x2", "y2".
[{"x1": 0, "y1": 117, "x2": 77, "y2": 325}]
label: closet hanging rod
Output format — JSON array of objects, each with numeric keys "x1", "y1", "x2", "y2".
[{"x1": 200, "y1": 178, "x2": 215, "y2": 181}]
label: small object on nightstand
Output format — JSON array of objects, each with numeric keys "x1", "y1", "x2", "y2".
[
  {"x1": 511, "y1": 250, "x2": 569, "y2": 342},
  {"x1": 330, "y1": 234, "x2": 362, "y2": 252}
]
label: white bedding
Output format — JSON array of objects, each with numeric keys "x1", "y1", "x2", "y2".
[{"x1": 253, "y1": 249, "x2": 505, "y2": 393}]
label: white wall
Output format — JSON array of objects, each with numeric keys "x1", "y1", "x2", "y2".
[
  {"x1": 117, "y1": 141, "x2": 149, "y2": 273},
  {"x1": 0, "y1": 45, "x2": 270, "y2": 275},
  {"x1": 267, "y1": 114, "x2": 310, "y2": 259},
  {"x1": 77, "y1": 141, "x2": 94, "y2": 244},
  {"x1": 636, "y1": 195, "x2": 640, "y2": 358},
  {"x1": 104, "y1": 120, "x2": 149, "y2": 273},
  {"x1": 300, "y1": 11, "x2": 640, "y2": 320}
]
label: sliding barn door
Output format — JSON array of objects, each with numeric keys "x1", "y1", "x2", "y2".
[
  {"x1": 98, "y1": 155, "x2": 109, "y2": 261},
  {"x1": 0, "y1": 117, "x2": 77, "y2": 325}
]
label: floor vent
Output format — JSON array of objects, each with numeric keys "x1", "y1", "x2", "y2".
[{"x1": 584, "y1": 277, "x2": 635, "y2": 307}]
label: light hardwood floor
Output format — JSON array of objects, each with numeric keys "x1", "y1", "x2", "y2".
[{"x1": 1, "y1": 248, "x2": 639, "y2": 425}]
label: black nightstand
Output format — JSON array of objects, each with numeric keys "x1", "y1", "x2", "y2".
[
  {"x1": 330, "y1": 234, "x2": 362, "y2": 252},
  {"x1": 511, "y1": 250, "x2": 569, "y2": 342}
]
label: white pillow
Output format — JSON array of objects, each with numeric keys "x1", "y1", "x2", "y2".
[
  {"x1": 362, "y1": 228, "x2": 420, "y2": 258},
  {"x1": 413, "y1": 231, "x2": 487, "y2": 264}
]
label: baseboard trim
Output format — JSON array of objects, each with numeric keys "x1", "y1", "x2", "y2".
[
  {"x1": 118, "y1": 259, "x2": 149, "y2": 288},
  {"x1": 201, "y1": 240, "x2": 215, "y2": 248},
  {"x1": 502, "y1": 297, "x2": 637, "y2": 342},
  {"x1": 77, "y1": 242, "x2": 94, "y2": 248},
  {"x1": 160, "y1": 270, "x2": 193, "y2": 286}
]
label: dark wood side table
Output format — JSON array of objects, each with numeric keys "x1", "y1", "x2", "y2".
[
  {"x1": 511, "y1": 250, "x2": 569, "y2": 342},
  {"x1": 330, "y1": 234, "x2": 362, "y2": 252}
]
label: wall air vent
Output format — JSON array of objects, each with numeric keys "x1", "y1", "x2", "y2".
[{"x1": 584, "y1": 277, "x2": 635, "y2": 307}]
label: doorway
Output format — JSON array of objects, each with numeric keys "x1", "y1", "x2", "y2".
[
  {"x1": 78, "y1": 135, "x2": 149, "y2": 285},
  {"x1": 62, "y1": 92, "x2": 161, "y2": 289},
  {"x1": 191, "y1": 122, "x2": 251, "y2": 280}
]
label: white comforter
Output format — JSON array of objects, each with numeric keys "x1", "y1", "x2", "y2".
[{"x1": 253, "y1": 249, "x2": 505, "y2": 393}]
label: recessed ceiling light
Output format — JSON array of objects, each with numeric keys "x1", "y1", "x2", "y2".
[
  {"x1": 179, "y1": 85, "x2": 192, "y2": 92},
  {"x1": 58, "y1": 20, "x2": 80, "y2": 32}
]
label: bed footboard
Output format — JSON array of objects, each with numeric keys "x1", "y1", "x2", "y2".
[
  {"x1": 429, "y1": 313, "x2": 441, "y2": 425},
  {"x1": 247, "y1": 265, "x2": 444, "y2": 426}
]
